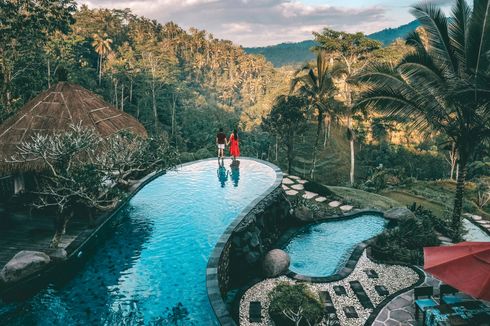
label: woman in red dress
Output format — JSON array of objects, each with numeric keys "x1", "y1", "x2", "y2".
[{"x1": 228, "y1": 129, "x2": 240, "y2": 161}]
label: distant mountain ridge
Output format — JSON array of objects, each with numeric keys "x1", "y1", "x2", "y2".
[{"x1": 244, "y1": 20, "x2": 420, "y2": 67}]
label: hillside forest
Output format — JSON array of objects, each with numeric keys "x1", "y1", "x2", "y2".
[{"x1": 1, "y1": 0, "x2": 490, "y2": 234}]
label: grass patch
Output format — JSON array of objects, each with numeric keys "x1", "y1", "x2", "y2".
[{"x1": 329, "y1": 186, "x2": 401, "y2": 210}]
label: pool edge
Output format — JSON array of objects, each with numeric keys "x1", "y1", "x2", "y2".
[{"x1": 206, "y1": 158, "x2": 283, "y2": 326}]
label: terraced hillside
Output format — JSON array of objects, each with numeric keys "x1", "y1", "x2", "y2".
[{"x1": 273, "y1": 122, "x2": 352, "y2": 185}]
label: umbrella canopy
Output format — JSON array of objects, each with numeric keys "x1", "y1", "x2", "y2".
[{"x1": 424, "y1": 242, "x2": 490, "y2": 301}]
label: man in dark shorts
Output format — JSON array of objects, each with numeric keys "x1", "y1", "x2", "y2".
[{"x1": 216, "y1": 128, "x2": 227, "y2": 159}]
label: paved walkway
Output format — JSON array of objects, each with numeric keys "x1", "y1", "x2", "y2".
[{"x1": 372, "y1": 270, "x2": 443, "y2": 326}]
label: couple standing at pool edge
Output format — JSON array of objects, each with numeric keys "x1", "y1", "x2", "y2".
[{"x1": 216, "y1": 128, "x2": 240, "y2": 160}]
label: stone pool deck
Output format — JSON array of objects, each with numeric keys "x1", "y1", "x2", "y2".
[
  {"x1": 240, "y1": 250, "x2": 421, "y2": 326},
  {"x1": 0, "y1": 172, "x2": 158, "y2": 288}
]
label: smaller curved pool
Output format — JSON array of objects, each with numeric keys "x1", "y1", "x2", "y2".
[{"x1": 283, "y1": 214, "x2": 386, "y2": 277}]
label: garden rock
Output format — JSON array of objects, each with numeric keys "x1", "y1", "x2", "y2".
[
  {"x1": 44, "y1": 248, "x2": 67, "y2": 261},
  {"x1": 294, "y1": 206, "x2": 314, "y2": 222},
  {"x1": 262, "y1": 249, "x2": 290, "y2": 277},
  {"x1": 384, "y1": 207, "x2": 415, "y2": 221},
  {"x1": 329, "y1": 201, "x2": 342, "y2": 208},
  {"x1": 0, "y1": 251, "x2": 51, "y2": 283}
]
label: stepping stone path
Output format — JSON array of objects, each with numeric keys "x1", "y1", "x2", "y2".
[
  {"x1": 281, "y1": 185, "x2": 289, "y2": 190},
  {"x1": 329, "y1": 201, "x2": 342, "y2": 208},
  {"x1": 340, "y1": 205, "x2": 353, "y2": 212},
  {"x1": 289, "y1": 175, "x2": 301, "y2": 180},
  {"x1": 282, "y1": 178, "x2": 294, "y2": 185},
  {"x1": 302, "y1": 191, "x2": 318, "y2": 200},
  {"x1": 315, "y1": 196, "x2": 327, "y2": 203},
  {"x1": 298, "y1": 179, "x2": 307, "y2": 184},
  {"x1": 464, "y1": 213, "x2": 482, "y2": 221},
  {"x1": 291, "y1": 184, "x2": 304, "y2": 190},
  {"x1": 285, "y1": 190, "x2": 298, "y2": 196}
]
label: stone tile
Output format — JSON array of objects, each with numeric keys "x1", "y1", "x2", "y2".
[
  {"x1": 329, "y1": 201, "x2": 342, "y2": 208},
  {"x1": 389, "y1": 309, "x2": 413, "y2": 321},
  {"x1": 340, "y1": 205, "x2": 353, "y2": 212},
  {"x1": 289, "y1": 175, "x2": 301, "y2": 180},
  {"x1": 291, "y1": 184, "x2": 304, "y2": 190},
  {"x1": 377, "y1": 308, "x2": 389, "y2": 322},
  {"x1": 315, "y1": 196, "x2": 327, "y2": 203},
  {"x1": 302, "y1": 191, "x2": 318, "y2": 199},
  {"x1": 472, "y1": 215, "x2": 483, "y2": 221},
  {"x1": 285, "y1": 190, "x2": 298, "y2": 196},
  {"x1": 282, "y1": 178, "x2": 294, "y2": 185},
  {"x1": 387, "y1": 297, "x2": 411, "y2": 310},
  {"x1": 298, "y1": 179, "x2": 307, "y2": 184},
  {"x1": 281, "y1": 184, "x2": 289, "y2": 190}
]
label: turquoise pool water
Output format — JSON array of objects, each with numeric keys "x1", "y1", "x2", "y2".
[
  {"x1": 0, "y1": 159, "x2": 277, "y2": 325},
  {"x1": 284, "y1": 214, "x2": 387, "y2": 277}
]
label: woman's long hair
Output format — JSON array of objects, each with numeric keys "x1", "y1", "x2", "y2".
[{"x1": 233, "y1": 129, "x2": 238, "y2": 141}]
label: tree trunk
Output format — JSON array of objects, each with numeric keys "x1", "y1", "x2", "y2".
[
  {"x1": 129, "y1": 79, "x2": 133, "y2": 103},
  {"x1": 152, "y1": 79, "x2": 158, "y2": 132},
  {"x1": 121, "y1": 83, "x2": 124, "y2": 111},
  {"x1": 449, "y1": 143, "x2": 457, "y2": 180},
  {"x1": 451, "y1": 159, "x2": 467, "y2": 238},
  {"x1": 348, "y1": 116, "x2": 355, "y2": 186},
  {"x1": 98, "y1": 55, "x2": 102, "y2": 85},
  {"x1": 275, "y1": 136, "x2": 278, "y2": 162},
  {"x1": 50, "y1": 211, "x2": 72, "y2": 248},
  {"x1": 47, "y1": 58, "x2": 51, "y2": 88},
  {"x1": 310, "y1": 110, "x2": 323, "y2": 179},
  {"x1": 287, "y1": 130, "x2": 295, "y2": 175}
]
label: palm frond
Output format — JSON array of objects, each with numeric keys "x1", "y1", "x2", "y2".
[
  {"x1": 411, "y1": 2, "x2": 459, "y2": 74},
  {"x1": 449, "y1": 0, "x2": 471, "y2": 74},
  {"x1": 466, "y1": 0, "x2": 490, "y2": 75}
]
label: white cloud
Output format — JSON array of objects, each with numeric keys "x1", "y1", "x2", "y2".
[{"x1": 78, "y1": 0, "x2": 411, "y2": 47}]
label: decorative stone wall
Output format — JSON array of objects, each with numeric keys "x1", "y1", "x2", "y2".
[
  {"x1": 221, "y1": 188, "x2": 292, "y2": 292},
  {"x1": 206, "y1": 159, "x2": 285, "y2": 325}
]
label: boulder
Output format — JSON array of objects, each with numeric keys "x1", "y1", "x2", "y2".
[
  {"x1": 262, "y1": 249, "x2": 290, "y2": 278},
  {"x1": 0, "y1": 251, "x2": 51, "y2": 283},
  {"x1": 384, "y1": 207, "x2": 415, "y2": 221},
  {"x1": 294, "y1": 206, "x2": 314, "y2": 222},
  {"x1": 44, "y1": 248, "x2": 68, "y2": 261}
]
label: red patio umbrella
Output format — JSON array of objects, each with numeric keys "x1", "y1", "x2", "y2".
[{"x1": 424, "y1": 242, "x2": 490, "y2": 301}]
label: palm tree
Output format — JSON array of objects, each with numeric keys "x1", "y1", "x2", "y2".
[
  {"x1": 91, "y1": 33, "x2": 113, "y2": 85},
  {"x1": 354, "y1": 0, "x2": 490, "y2": 237},
  {"x1": 290, "y1": 51, "x2": 345, "y2": 178}
]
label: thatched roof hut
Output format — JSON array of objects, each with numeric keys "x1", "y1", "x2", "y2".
[{"x1": 0, "y1": 82, "x2": 147, "y2": 173}]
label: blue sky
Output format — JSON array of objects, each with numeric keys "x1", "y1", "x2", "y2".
[{"x1": 81, "y1": 0, "x2": 453, "y2": 47}]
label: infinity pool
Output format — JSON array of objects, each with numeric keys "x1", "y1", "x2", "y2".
[
  {"x1": 0, "y1": 159, "x2": 277, "y2": 325},
  {"x1": 284, "y1": 214, "x2": 386, "y2": 277}
]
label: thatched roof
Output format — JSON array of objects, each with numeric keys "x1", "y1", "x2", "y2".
[{"x1": 0, "y1": 82, "x2": 147, "y2": 173}]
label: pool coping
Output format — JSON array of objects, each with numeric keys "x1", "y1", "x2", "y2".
[{"x1": 206, "y1": 157, "x2": 283, "y2": 326}]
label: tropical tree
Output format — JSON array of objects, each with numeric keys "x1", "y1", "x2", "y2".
[
  {"x1": 354, "y1": 0, "x2": 490, "y2": 236},
  {"x1": 263, "y1": 95, "x2": 308, "y2": 174},
  {"x1": 314, "y1": 29, "x2": 382, "y2": 185},
  {"x1": 290, "y1": 51, "x2": 346, "y2": 178},
  {"x1": 11, "y1": 124, "x2": 178, "y2": 247},
  {"x1": 91, "y1": 32, "x2": 113, "y2": 85}
]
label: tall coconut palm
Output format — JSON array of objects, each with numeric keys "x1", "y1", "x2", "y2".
[
  {"x1": 290, "y1": 51, "x2": 346, "y2": 178},
  {"x1": 91, "y1": 33, "x2": 113, "y2": 85},
  {"x1": 354, "y1": 0, "x2": 490, "y2": 237}
]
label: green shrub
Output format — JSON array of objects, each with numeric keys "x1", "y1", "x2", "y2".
[
  {"x1": 195, "y1": 148, "x2": 212, "y2": 159},
  {"x1": 372, "y1": 214, "x2": 440, "y2": 265},
  {"x1": 179, "y1": 152, "x2": 195, "y2": 163},
  {"x1": 268, "y1": 283, "x2": 323, "y2": 326}
]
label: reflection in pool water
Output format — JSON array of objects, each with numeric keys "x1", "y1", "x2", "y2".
[
  {"x1": 284, "y1": 214, "x2": 387, "y2": 277},
  {"x1": 0, "y1": 159, "x2": 276, "y2": 325}
]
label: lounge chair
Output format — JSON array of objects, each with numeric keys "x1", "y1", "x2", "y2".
[
  {"x1": 440, "y1": 284, "x2": 465, "y2": 305},
  {"x1": 249, "y1": 301, "x2": 262, "y2": 323},
  {"x1": 414, "y1": 286, "x2": 438, "y2": 323}
]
